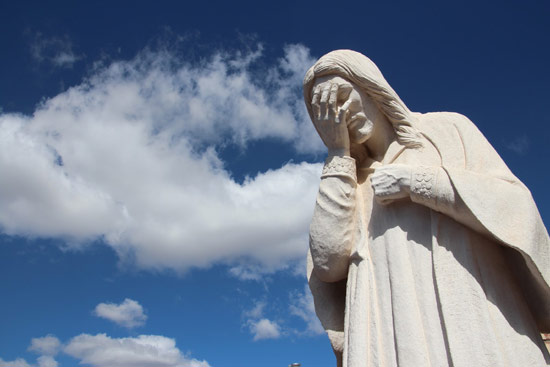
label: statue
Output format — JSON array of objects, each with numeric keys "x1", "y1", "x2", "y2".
[{"x1": 304, "y1": 50, "x2": 550, "y2": 367}]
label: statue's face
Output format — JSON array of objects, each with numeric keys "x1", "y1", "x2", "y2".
[{"x1": 312, "y1": 75, "x2": 381, "y2": 144}]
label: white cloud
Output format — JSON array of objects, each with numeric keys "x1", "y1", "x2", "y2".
[
  {"x1": 0, "y1": 43, "x2": 323, "y2": 276},
  {"x1": 37, "y1": 356, "x2": 58, "y2": 367},
  {"x1": 0, "y1": 358, "x2": 31, "y2": 367},
  {"x1": 29, "y1": 32, "x2": 81, "y2": 68},
  {"x1": 243, "y1": 300, "x2": 282, "y2": 341},
  {"x1": 28, "y1": 335, "x2": 61, "y2": 356},
  {"x1": 64, "y1": 333, "x2": 208, "y2": 367},
  {"x1": 249, "y1": 318, "x2": 281, "y2": 341},
  {"x1": 241, "y1": 287, "x2": 324, "y2": 340},
  {"x1": 289, "y1": 285, "x2": 324, "y2": 335},
  {"x1": 28, "y1": 334, "x2": 61, "y2": 367},
  {"x1": 94, "y1": 298, "x2": 147, "y2": 328}
]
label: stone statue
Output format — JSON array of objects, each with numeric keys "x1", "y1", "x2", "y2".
[{"x1": 304, "y1": 50, "x2": 550, "y2": 367}]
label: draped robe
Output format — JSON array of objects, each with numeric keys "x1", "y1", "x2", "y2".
[{"x1": 308, "y1": 112, "x2": 550, "y2": 367}]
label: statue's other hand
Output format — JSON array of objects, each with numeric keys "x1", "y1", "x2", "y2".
[{"x1": 371, "y1": 164, "x2": 412, "y2": 204}]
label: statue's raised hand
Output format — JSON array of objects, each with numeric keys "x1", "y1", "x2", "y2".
[
  {"x1": 371, "y1": 164, "x2": 412, "y2": 204},
  {"x1": 311, "y1": 76, "x2": 366, "y2": 157}
]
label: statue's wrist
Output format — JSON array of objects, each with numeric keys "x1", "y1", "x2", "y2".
[
  {"x1": 321, "y1": 155, "x2": 357, "y2": 182},
  {"x1": 327, "y1": 148, "x2": 351, "y2": 158}
]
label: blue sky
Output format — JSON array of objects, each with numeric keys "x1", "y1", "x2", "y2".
[{"x1": 0, "y1": 1, "x2": 549, "y2": 366}]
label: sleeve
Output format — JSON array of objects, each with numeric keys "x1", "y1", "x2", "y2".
[
  {"x1": 309, "y1": 155, "x2": 358, "y2": 283},
  {"x1": 411, "y1": 114, "x2": 550, "y2": 330},
  {"x1": 308, "y1": 155, "x2": 359, "y2": 362},
  {"x1": 307, "y1": 250, "x2": 346, "y2": 365}
]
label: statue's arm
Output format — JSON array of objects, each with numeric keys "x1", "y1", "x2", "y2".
[
  {"x1": 310, "y1": 156, "x2": 358, "y2": 283},
  {"x1": 370, "y1": 159, "x2": 521, "y2": 239},
  {"x1": 409, "y1": 165, "x2": 503, "y2": 238}
]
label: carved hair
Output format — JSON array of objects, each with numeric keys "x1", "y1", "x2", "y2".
[{"x1": 303, "y1": 50, "x2": 423, "y2": 148}]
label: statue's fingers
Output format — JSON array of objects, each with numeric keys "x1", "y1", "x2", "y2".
[
  {"x1": 372, "y1": 166, "x2": 389, "y2": 177},
  {"x1": 372, "y1": 185, "x2": 389, "y2": 201},
  {"x1": 328, "y1": 83, "x2": 339, "y2": 121},
  {"x1": 372, "y1": 179, "x2": 390, "y2": 193},
  {"x1": 371, "y1": 170, "x2": 389, "y2": 184},
  {"x1": 337, "y1": 99, "x2": 352, "y2": 125},
  {"x1": 311, "y1": 85, "x2": 322, "y2": 119},
  {"x1": 370, "y1": 171, "x2": 382, "y2": 184},
  {"x1": 371, "y1": 183, "x2": 379, "y2": 195},
  {"x1": 320, "y1": 84, "x2": 331, "y2": 121}
]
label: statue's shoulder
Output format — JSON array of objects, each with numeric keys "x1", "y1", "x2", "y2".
[
  {"x1": 415, "y1": 111, "x2": 482, "y2": 139},
  {"x1": 416, "y1": 111, "x2": 474, "y2": 128}
]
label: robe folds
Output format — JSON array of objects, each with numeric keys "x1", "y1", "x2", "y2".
[{"x1": 307, "y1": 112, "x2": 550, "y2": 367}]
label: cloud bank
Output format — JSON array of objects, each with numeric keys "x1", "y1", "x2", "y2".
[{"x1": 0, "y1": 44, "x2": 323, "y2": 276}]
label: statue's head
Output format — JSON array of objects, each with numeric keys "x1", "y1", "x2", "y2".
[{"x1": 303, "y1": 50, "x2": 422, "y2": 148}]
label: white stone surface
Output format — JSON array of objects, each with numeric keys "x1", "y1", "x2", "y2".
[{"x1": 304, "y1": 50, "x2": 550, "y2": 367}]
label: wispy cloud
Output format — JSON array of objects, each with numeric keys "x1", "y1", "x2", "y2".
[
  {"x1": 243, "y1": 300, "x2": 267, "y2": 320},
  {"x1": 0, "y1": 43, "x2": 321, "y2": 277},
  {"x1": 241, "y1": 286, "x2": 324, "y2": 341},
  {"x1": 289, "y1": 285, "x2": 324, "y2": 335},
  {"x1": 243, "y1": 300, "x2": 282, "y2": 341},
  {"x1": 505, "y1": 135, "x2": 529, "y2": 155},
  {"x1": 93, "y1": 298, "x2": 147, "y2": 328},
  {"x1": 64, "y1": 333, "x2": 209, "y2": 367},
  {"x1": 29, "y1": 32, "x2": 82, "y2": 68}
]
